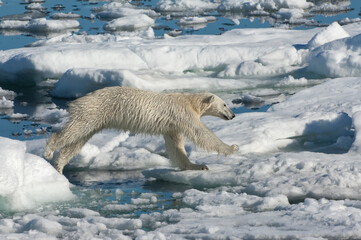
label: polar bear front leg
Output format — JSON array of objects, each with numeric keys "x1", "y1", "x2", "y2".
[
  {"x1": 53, "y1": 138, "x2": 90, "y2": 174},
  {"x1": 164, "y1": 132, "x2": 208, "y2": 171},
  {"x1": 189, "y1": 122, "x2": 239, "y2": 156}
]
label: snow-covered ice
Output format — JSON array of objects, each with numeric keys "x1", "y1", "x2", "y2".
[
  {"x1": 307, "y1": 22, "x2": 350, "y2": 49},
  {"x1": 103, "y1": 14, "x2": 155, "y2": 32},
  {"x1": 2, "y1": 21, "x2": 361, "y2": 88},
  {"x1": 0, "y1": 18, "x2": 80, "y2": 34},
  {"x1": 156, "y1": 0, "x2": 218, "y2": 13},
  {"x1": 178, "y1": 16, "x2": 216, "y2": 30},
  {"x1": 0, "y1": 137, "x2": 73, "y2": 211},
  {"x1": 93, "y1": 2, "x2": 158, "y2": 20},
  {"x1": 51, "y1": 12, "x2": 81, "y2": 20},
  {"x1": 0, "y1": 97, "x2": 13, "y2": 109}
]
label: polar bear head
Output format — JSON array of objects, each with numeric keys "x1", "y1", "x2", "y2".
[{"x1": 202, "y1": 94, "x2": 235, "y2": 120}]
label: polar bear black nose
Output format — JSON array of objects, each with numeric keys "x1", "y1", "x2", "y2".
[{"x1": 231, "y1": 113, "x2": 235, "y2": 119}]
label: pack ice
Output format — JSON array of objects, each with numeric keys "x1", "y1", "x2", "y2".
[{"x1": 0, "y1": 7, "x2": 361, "y2": 239}]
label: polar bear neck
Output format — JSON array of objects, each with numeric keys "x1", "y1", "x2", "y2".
[{"x1": 177, "y1": 93, "x2": 211, "y2": 117}]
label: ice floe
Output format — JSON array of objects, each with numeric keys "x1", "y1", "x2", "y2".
[
  {"x1": 0, "y1": 97, "x2": 13, "y2": 109},
  {"x1": 307, "y1": 21, "x2": 350, "y2": 49},
  {"x1": 51, "y1": 12, "x2": 81, "y2": 20},
  {"x1": 0, "y1": 18, "x2": 80, "y2": 34},
  {"x1": 93, "y1": 2, "x2": 158, "y2": 20},
  {"x1": 1, "y1": 21, "x2": 360, "y2": 89},
  {"x1": 156, "y1": 0, "x2": 218, "y2": 13},
  {"x1": 103, "y1": 14, "x2": 155, "y2": 32},
  {"x1": 0, "y1": 137, "x2": 73, "y2": 211},
  {"x1": 0, "y1": 1, "x2": 361, "y2": 239},
  {"x1": 307, "y1": 32, "x2": 361, "y2": 77}
]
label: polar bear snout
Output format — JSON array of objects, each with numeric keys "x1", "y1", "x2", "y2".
[
  {"x1": 224, "y1": 108, "x2": 236, "y2": 120},
  {"x1": 229, "y1": 112, "x2": 236, "y2": 120},
  {"x1": 223, "y1": 112, "x2": 235, "y2": 120}
]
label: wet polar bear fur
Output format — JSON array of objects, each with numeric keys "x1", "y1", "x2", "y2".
[{"x1": 44, "y1": 86, "x2": 239, "y2": 174}]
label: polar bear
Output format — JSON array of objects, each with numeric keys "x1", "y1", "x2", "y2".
[{"x1": 44, "y1": 86, "x2": 238, "y2": 174}]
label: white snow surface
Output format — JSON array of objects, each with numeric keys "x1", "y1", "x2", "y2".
[
  {"x1": 1, "y1": 22, "x2": 361, "y2": 89},
  {"x1": 51, "y1": 12, "x2": 81, "y2": 19},
  {"x1": 93, "y1": 2, "x2": 158, "y2": 19},
  {"x1": 0, "y1": 18, "x2": 80, "y2": 33},
  {"x1": 4, "y1": 73, "x2": 360, "y2": 238},
  {"x1": 307, "y1": 21, "x2": 350, "y2": 49},
  {"x1": 0, "y1": 137, "x2": 73, "y2": 211},
  {"x1": 103, "y1": 14, "x2": 155, "y2": 31}
]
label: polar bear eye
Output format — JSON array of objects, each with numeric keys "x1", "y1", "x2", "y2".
[{"x1": 223, "y1": 104, "x2": 227, "y2": 107}]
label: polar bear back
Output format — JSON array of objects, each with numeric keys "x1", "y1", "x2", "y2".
[{"x1": 68, "y1": 86, "x2": 199, "y2": 135}]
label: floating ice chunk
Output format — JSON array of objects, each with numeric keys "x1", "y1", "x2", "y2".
[
  {"x1": 218, "y1": 0, "x2": 313, "y2": 12},
  {"x1": 51, "y1": 12, "x2": 81, "y2": 19},
  {"x1": 0, "y1": 87, "x2": 16, "y2": 100},
  {"x1": 103, "y1": 14, "x2": 155, "y2": 31},
  {"x1": 310, "y1": 2, "x2": 352, "y2": 14},
  {"x1": 233, "y1": 94, "x2": 265, "y2": 108},
  {"x1": 156, "y1": 0, "x2": 218, "y2": 13},
  {"x1": 178, "y1": 16, "x2": 216, "y2": 29},
  {"x1": 93, "y1": 2, "x2": 158, "y2": 19},
  {"x1": 92, "y1": 2, "x2": 133, "y2": 13},
  {"x1": 0, "y1": 97, "x2": 13, "y2": 109},
  {"x1": 8, "y1": 113, "x2": 29, "y2": 120},
  {"x1": 0, "y1": 137, "x2": 73, "y2": 211},
  {"x1": 339, "y1": 17, "x2": 361, "y2": 25},
  {"x1": 273, "y1": 8, "x2": 304, "y2": 20},
  {"x1": 179, "y1": 16, "x2": 216, "y2": 25},
  {"x1": 25, "y1": 3, "x2": 46, "y2": 11},
  {"x1": 24, "y1": 129, "x2": 33, "y2": 136},
  {"x1": 23, "y1": 0, "x2": 45, "y2": 3},
  {"x1": 0, "y1": 18, "x2": 80, "y2": 33},
  {"x1": 307, "y1": 22, "x2": 350, "y2": 49}
]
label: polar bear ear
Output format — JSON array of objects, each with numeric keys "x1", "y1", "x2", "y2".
[{"x1": 203, "y1": 95, "x2": 215, "y2": 105}]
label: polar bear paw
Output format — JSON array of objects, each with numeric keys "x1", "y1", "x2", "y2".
[
  {"x1": 186, "y1": 163, "x2": 209, "y2": 171},
  {"x1": 43, "y1": 149, "x2": 54, "y2": 160},
  {"x1": 231, "y1": 144, "x2": 239, "y2": 152},
  {"x1": 223, "y1": 144, "x2": 239, "y2": 156}
]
